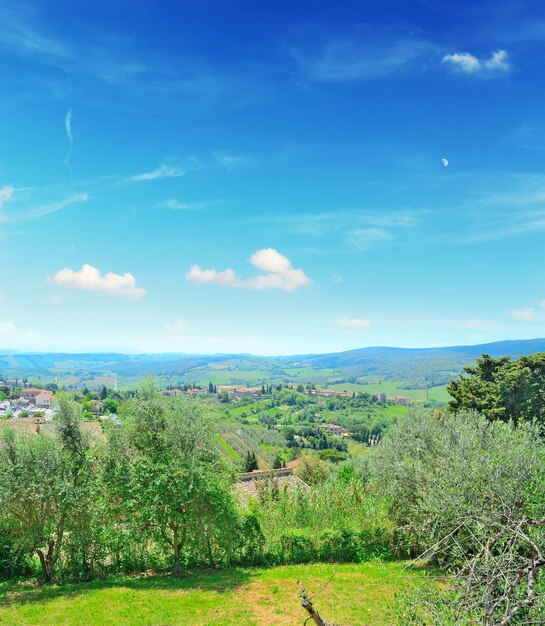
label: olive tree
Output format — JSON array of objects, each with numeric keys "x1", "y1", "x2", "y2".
[
  {"x1": 373, "y1": 409, "x2": 545, "y2": 624},
  {"x1": 0, "y1": 396, "x2": 94, "y2": 582},
  {"x1": 106, "y1": 381, "x2": 238, "y2": 576}
]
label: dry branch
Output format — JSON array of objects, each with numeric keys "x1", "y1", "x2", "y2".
[{"x1": 297, "y1": 579, "x2": 339, "y2": 626}]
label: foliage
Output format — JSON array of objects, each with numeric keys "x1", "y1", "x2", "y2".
[
  {"x1": 256, "y1": 482, "x2": 395, "y2": 564},
  {"x1": 448, "y1": 352, "x2": 545, "y2": 425},
  {"x1": 372, "y1": 408, "x2": 545, "y2": 623},
  {"x1": 317, "y1": 448, "x2": 347, "y2": 463},
  {"x1": 0, "y1": 397, "x2": 94, "y2": 582},
  {"x1": 243, "y1": 450, "x2": 258, "y2": 472},
  {"x1": 0, "y1": 519, "x2": 32, "y2": 580},
  {"x1": 104, "y1": 381, "x2": 239, "y2": 576},
  {"x1": 294, "y1": 453, "x2": 330, "y2": 485}
]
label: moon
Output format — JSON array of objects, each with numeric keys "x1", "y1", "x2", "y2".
[{"x1": 441, "y1": 158, "x2": 449, "y2": 167}]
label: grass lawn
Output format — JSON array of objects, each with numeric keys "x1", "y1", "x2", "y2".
[{"x1": 0, "y1": 562, "x2": 433, "y2": 625}]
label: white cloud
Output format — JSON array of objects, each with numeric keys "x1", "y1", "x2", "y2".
[
  {"x1": 132, "y1": 164, "x2": 187, "y2": 181},
  {"x1": 442, "y1": 49, "x2": 510, "y2": 76},
  {"x1": 186, "y1": 248, "x2": 311, "y2": 292},
  {"x1": 331, "y1": 274, "x2": 344, "y2": 284},
  {"x1": 52, "y1": 264, "x2": 145, "y2": 299},
  {"x1": 186, "y1": 266, "x2": 240, "y2": 287},
  {"x1": 507, "y1": 299, "x2": 545, "y2": 322},
  {"x1": 0, "y1": 185, "x2": 13, "y2": 208},
  {"x1": 507, "y1": 306, "x2": 541, "y2": 322},
  {"x1": 165, "y1": 319, "x2": 190, "y2": 333},
  {"x1": 335, "y1": 317, "x2": 372, "y2": 329}
]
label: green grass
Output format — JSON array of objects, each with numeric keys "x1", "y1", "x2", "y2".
[
  {"x1": 0, "y1": 562, "x2": 434, "y2": 625},
  {"x1": 215, "y1": 435, "x2": 241, "y2": 460},
  {"x1": 328, "y1": 381, "x2": 450, "y2": 403},
  {"x1": 427, "y1": 385, "x2": 451, "y2": 403}
]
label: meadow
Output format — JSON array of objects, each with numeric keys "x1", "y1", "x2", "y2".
[
  {"x1": 328, "y1": 381, "x2": 451, "y2": 403},
  {"x1": 0, "y1": 562, "x2": 432, "y2": 626}
]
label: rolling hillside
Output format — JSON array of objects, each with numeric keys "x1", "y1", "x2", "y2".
[{"x1": 1, "y1": 338, "x2": 544, "y2": 389}]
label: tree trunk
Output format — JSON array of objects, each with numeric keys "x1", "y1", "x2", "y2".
[
  {"x1": 205, "y1": 526, "x2": 214, "y2": 568},
  {"x1": 36, "y1": 549, "x2": 53, "y2": 583},
  {"x1": 171, "y1": 525, "x2": 188, "y2": 577}
]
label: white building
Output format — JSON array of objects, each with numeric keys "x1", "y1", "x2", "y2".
[{"x1": 35, "y1": 394, "x2": 52, "y2": 409}]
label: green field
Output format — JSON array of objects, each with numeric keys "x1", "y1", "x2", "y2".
[
  {"x1": 327, "y1": 381, "x2": 450, "y2": 403},
  {"x1": 0, "y1": 562, "x2": 433, "y2": 626}
]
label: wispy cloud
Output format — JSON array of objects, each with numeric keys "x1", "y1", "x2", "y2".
[
  {"x1": 507, "y1": 301, "x2": 545, "y2": 322},
  {"x1": 0, "y1": 320, "x2": 41, "y2": 347},
  {"x1": 250, "y1": 208, "x2": 419, "y2": 253},
  {"x1": 29, "y1": 193, "x2": 89, "y2": 219},
  {"x1": 52, "y1": 264, "x2": 146, "y2": 299},
  {"x1": 0, "y1": 185, "x2": 14, "y2": 209},
  {"x1": 131, "y1": 163, "x2": 188, "y2": 182},
  {"x1": 293, "y1": 34, "x2": 432, "y2": 82},
  {"x1": 63, "y1": 108, "x2": 73, "y2": 167},
  {"x1": 165, "y1": 319, "x2": 190, "y2": 334},
  {"x1": 0, "y1": 153, "x2": 203, "y2": 229},
  {"x1": 335, "y1": 317, "x2": 372, "y2": 329},
  {"x1": 186, "y1": 248, "x2": 311, "y2": 292},
  {"x1": 162, "y1": 198, "x2": 220, "y2": 211},
  {"x1": 212, "y1": 151, "x2": 257, "y2": 169},
  {"x1": 0, "y1": 3, "x2": 262, "y2": 106},
  {"x1": 442, "y1": 49, "x2": 510, "y2": 76},
  {"x1": 0, "y1": 191, "x2": 89, "y2": 223},
  {"x1": 348, "y1": 228, "x2": 394, "y2": 250}
]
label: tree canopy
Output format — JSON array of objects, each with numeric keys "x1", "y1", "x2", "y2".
[{"x1": 448, "y1": 352, "x2": 545, "y2": 425}]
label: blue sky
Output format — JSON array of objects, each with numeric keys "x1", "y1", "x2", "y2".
[{"x1": 1, "y1": 0, "x2": 545, "y2": 354}]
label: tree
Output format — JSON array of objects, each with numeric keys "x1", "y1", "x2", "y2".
[
  {"x1": 448, "y1": 352, "x2": 545, "y2": 425},
  {"x1": 295, "y1": 454, "x2": 330, "y2": 485},
  {"x1": 0, "y1": 396, "x2": 93, "y2": 582},
  {"x1": 103, "y1": 398, "x2": 119, "y2": 414},
  {"x1": 0, "y1": 431, "x2": 66, "y2": 581},
  {"x1": 243, "y1": 450, "x2": 258, "y2": 472},
  {"x1": 272, "y1": 454, "x2": 284, "y2": 469},
  {"x1": 373, "y1": 409, "x2": 545, "y2": 622},
  {"x1": 106, "y1": 381, "x2": 236, "y2": 576},
  {"x1": 218, "y1": 391, "x2": 230, "y2": 403}
]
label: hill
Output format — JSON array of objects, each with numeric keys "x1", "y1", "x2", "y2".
[{"x1": 1, "y1": 338, "x2": 544, "y2": 391}]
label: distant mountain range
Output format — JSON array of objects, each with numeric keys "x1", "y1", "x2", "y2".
[{"x1": 1, "y1": 338, "x2": 545, "y2": 390}]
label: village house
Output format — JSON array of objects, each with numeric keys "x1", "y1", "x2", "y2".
[
  {"x1": 88, "y1": 400, "x2": 104, "y2": 414},
  {"x1": 317, "y1": 423, "x2": 348, "y2": 437},
  {"x1": 35, "y1": 393, "x2": 52, "y2": 409},
  {"x1": 21, "y1": 388, "x2": 54, "y2": 405},
  {"x1": 395, "y1": 395, "x2": 411, "y2": 405},
  {"x1": 162, "y1": 389, "x2": 183, "y2": 397},
  {"x1": 216, "y1": 385, "x2": 262, "y2": 398},
  {"x1": 375, "y1": 392, "x2": 387, "y2": 402}
]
